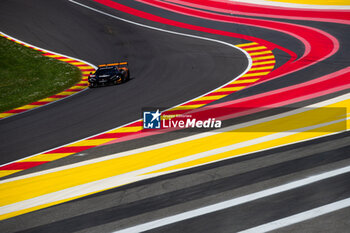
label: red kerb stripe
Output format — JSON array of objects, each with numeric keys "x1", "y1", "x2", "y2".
[
  {"x1": 90, "y1": 132, "x2": 138, "y2": 139},
  {"x1": 45, "y1": 146, "x2": 94, "y2": 154},
  {"x1": 0, "y1": 161, "x2": 48, "y2": 170},
  {"x1": 5, "y1": 109, "x2": 27, "y2": 114}
]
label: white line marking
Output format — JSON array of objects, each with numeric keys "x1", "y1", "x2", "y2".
[
  {"x1": 238, "y1": 197, "x2": 350, "y2": 233},
  {"x1": 0, "y1": 0, "x2": 252, "y2": 168},
  {"x1": 112, "y1": 165, "x2": 350, "y2": 233},
  {"x1": 1, "y1": 92, "x2": 349, "y2": 184},
  {"x1": 0, "y1": 116, "x2": 347, "y2": 216},
  {"x1": 68, "y1": 0, "x2": 252, "y2": 98},
  {"x1": 228, "y1": 0, "x2": 350, "y2": 10}
]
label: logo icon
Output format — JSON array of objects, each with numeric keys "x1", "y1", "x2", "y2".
[{"x1": 143, "y1": 109, "x2": 161, "y2": 129}]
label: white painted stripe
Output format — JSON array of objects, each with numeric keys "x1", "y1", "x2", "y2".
[
  {"x1": 0, "y1": 117, "x2": 347, "y2": 216},
  {"x1": 238, "y1": 197, "x2": 350, "y2": 233},
  {"x1": 228, "y1": 0, "x2": 350, "y2": 10},
  {"x1": 68, "y1": 0, "x2": 252, "y2": 101},
  {"x1": 113, "y1": 165, "x2": 350, "y2": 233},
  {"x1": 1, "y1": 92, "x2": 349, "y2": 184},
  {"x1": 0, "y1": 1, "x2": 252, "y2": 168}
]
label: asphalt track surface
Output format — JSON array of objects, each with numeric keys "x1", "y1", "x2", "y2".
[
  {"x1": 0, "y1": 0, "x2": 248, "y2": 164},
  {"x1": 2, "y1": 132, "x2": 349, "y2": 233},
  {"x1": 0, "y1": 0, "x2": 349, "y2": 232}
]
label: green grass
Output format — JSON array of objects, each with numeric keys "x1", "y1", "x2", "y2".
[{"x1": 0, "y1": 36, "x2": 82, "y2": 112}]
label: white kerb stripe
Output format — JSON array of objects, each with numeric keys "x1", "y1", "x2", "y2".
[
  {"x1": 238, "y1": 197, "x2": 350, "y2": 233},
  {"x1": 228, "y1": 0, "x2": 350, "y2": 10},
  {"x1": 113, "y1": 165, "x2": 350, "y2": 233},
  {"x1": 0, "y1": 0, "x2": 251, "y2": 168},
  {"x1": 0, "y1": 117, "x2": 347, "y2": 216},
  {"x1": 1, "y1": 93, "x2": 348, "y2": 184}
]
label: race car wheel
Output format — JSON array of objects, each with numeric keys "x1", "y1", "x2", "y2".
[
  {"x1": 126, "y1": 70, "x2": 130, "y2": 81},
  {"x1": 120, "y1": 70, "x2": 126, "y2": 83}
]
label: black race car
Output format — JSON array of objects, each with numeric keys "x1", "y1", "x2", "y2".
[{"x1": 88, "y1": 62, "x2": 130, "y2": 88}]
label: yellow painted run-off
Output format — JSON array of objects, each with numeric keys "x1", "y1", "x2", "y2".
[
  {"x1": 0, "y1": 94, "x2": 348, "y2": 220},
  {"x1": 0, "y1": 42, "x2": 276, "y2": 178}
]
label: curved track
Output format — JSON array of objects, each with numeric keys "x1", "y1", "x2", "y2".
[
  {"x1": 0, "y1": 0, "x2": 248, "y2": 164},
  {"x1": 0, "y1": 0, "x2": 349, "y2": 232}
]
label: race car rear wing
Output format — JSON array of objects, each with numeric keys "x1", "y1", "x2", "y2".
[{"x1": 98, "y1": 62, "x2": 128, "y2": 68}]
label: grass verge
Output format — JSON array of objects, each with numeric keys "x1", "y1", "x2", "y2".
[{"x1": 0, "y1": 36, "x2": 82, "y2": 112}]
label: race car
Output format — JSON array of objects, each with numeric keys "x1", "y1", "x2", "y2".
[{"x1": 88, "y1": 62, "x2": 130, "y2": 88}]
